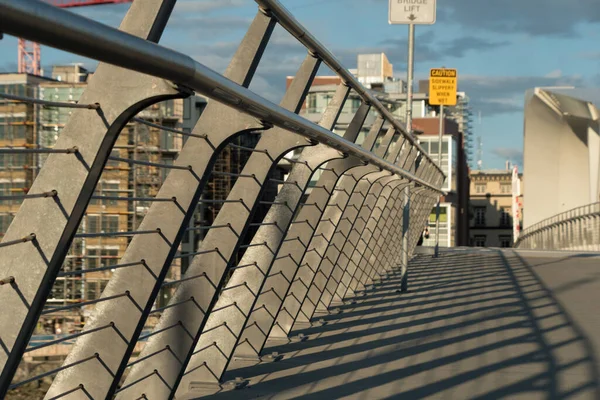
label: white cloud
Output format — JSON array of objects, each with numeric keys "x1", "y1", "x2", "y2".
[
  {"x1": 491, "y1": 147, "x2": 523, "y2": 166},
  {"x1": 545, "y1": 70, "x2": 563, "y2": 78}
]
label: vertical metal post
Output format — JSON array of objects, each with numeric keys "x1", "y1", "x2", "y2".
[
  {"x1": 401, "y1": 185, "x2": 410, "y2": 292},
  {"x1": 434, "y1": 103, "x2": 444, "y2": 257},
  {"x1": 385, "y1": 189, "x2": 434, "y2": 275},
  {"x1": 406, "y1": 24, "x2": 415, "y2": 135}
]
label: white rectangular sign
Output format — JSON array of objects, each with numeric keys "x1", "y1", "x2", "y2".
[{"x1": 389, "y1": 0, "x2": 436, "y2": 25}]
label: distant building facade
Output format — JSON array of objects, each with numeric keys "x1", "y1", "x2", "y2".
[
  {"x1": 469, "y1": 167, "x2": 524, "y2": 247},
  {"x1": 285, "y1": 53, "x2": 472, "y2": 247},
  {"x1": 415, "y1": 117, "x2": 470, "y2": 248}
]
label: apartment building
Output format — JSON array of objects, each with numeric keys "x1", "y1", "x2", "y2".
[{"x1": 469, "y1": 167, "x2": 524, "y2": 247}]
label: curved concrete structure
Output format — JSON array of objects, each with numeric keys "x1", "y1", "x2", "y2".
[{"x1": 523, "y1": 88, "x2": 600, "y2": 228}]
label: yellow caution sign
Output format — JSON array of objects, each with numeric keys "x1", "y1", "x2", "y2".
[{"x1": 429, "y1": 68, "x2": 457, "y2": 106}]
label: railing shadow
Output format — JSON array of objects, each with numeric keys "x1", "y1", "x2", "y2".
[{"x1": 195, "y1": 250, "x2": 600, "y2": 399}]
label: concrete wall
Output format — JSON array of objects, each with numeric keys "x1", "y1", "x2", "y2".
[{"x1": 523, "y1": 88, "x2": 600, "y2": 228}]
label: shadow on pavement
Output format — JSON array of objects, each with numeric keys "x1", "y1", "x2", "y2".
[{"x1": 187, "y1": 249, "x2": 600, "y2": 400}]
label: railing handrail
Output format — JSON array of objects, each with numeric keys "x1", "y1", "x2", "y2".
[
  {"x1": 0, "y1": 0, "x2": 445, "y2": 193},
  {"x1": 255, "y1": 0, "x2": 445, "y2": 177},
  {"x1": 516, "y1": 201, "x2": 600, "y2": 244}
]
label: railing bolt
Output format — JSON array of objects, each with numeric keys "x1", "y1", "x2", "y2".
[{"x1": 0, "y1": 276, "x2": 15, "y2": 285}]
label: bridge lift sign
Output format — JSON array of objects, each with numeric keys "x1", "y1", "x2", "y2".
[
  {"x1": 389, "y1": 0, "x2": 436, "y2": 25},
  {"x1": 429, "y1": 68, "x2": 458, "y2": 106}
]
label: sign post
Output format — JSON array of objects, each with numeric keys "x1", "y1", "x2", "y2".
[
  {"x1": 406, "y1": 24, "x2": 415, "y2": 135},
  {"x1": 389, "y1": 1, "x2": 437, "y2": 261},
  {"x1": 428, "y1": 67, "x2": 457, "y2": 257},
  {"x1": 512, "y1": 165, "x2": 521, "y2": 243}
]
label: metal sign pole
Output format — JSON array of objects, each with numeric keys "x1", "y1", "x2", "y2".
[
  {"x1": 429, "y1": 65, "x2": 456, "y2": 257},
  {"x1": 406, "y1": 23, "x2": 415, "y2": 134},
  {"x1": 390, "y1": 0, "x2": 439, "y2": 259},
  {"x1": 434, "y1": 103, "x2": 444, "y2": 257}
]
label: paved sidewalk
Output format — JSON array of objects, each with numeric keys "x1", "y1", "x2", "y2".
[{"x1": 183, "y1": 249, "x2": 600, "y2": 400}]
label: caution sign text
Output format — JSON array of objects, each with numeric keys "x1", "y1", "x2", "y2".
[{"x1": 429, "y1": 68, "x2": 457, "y2": 106}]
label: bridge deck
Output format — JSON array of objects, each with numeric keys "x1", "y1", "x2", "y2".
[{"x1": 187, "y1": 249, "x2": 600, "y2": 399}]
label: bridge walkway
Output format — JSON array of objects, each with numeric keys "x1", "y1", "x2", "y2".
[{"x1": 189, "y1": 249, "x2": 600, "y2": 399}]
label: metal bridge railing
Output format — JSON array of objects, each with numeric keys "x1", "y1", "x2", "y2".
[
  {"x1": 0, "y1": 0, "x2": 445, "y2": 398},
  {"x1": 515, "y1": 202, "x2": 600, "y2": 251}
]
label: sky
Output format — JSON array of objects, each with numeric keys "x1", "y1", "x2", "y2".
[{"x1": 2, "y1": 0, "x2": 600, "y2": 170}]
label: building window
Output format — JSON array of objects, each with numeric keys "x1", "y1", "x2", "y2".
[
  {"x1": 161, "y1": 131, "x2": 175, "y2": 150},
  {"x1": 500, "y1": 183, "x2": 511, "y2": 194},
  {"x1": 499, "y1": 235, "x2": 512, "y2": 248},
  {"x1": 87, "y1": 215, "x2": 98, "y2": 233},
  {"x1": 13, "y1": 125, "x2": 26, "y2": 139},
  {"x1": 86, "y1": 279, "x2": 111, "y2": 301},
  {"x1": 138, "y1": 185, "x2": 152, "y2": 207},
  {"x1": 0, "y1": 214, "x2": 13, "y2": 235},
  {"x1": 162, "y1": 158, "x2": 173, "y2": 181},
  {"x1": 87, "y1": 248, "x2": 119, "y2": 269},
  {"x1": 103, "y1": 215, "x2": 119, "y2": 232},
  {"x1": 87, "y1": 215, "x2": 119, "y2": 233},
  {"x1": 307, "y1": 93, "x2": 317, "y2": 112},
  {"x1": 11, "y1": 153, "x2": 27, "y2": 166},
  {"x1": 500, "y1": 208, "x2": 511, "y2": 226},
  {"x1": 87, "y1": 249, "x2": 99, "y2": 269},
  {"x1": 0, "y1": 183, "x2": 9, "y2": 205},
  {"x1": 90, "y1": 182, "x2": 120, "y2": 205},
  {"x1": 183, "y1": 97, "x2": 192, "y2": 119},
  {"x1": 474, "y1": 235, "x2": 486, "y2": 247},
  {"x1": 475, "y1": 183, "x2": 486, "y2": 194},
  {"x1": 0, "y1": 182, "x2": 25, "y2": 205},
  {"x1": 474, "y1": 207, "x2": 486, "y2": 226},
  {"x1": 106, "y1": 150, "x2": 121, "y2": 167},
  {"x1": 86, "y1": 281, "x2": 98, "y2": 301}
]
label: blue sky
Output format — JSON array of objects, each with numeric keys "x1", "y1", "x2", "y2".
[{"x1": 2, "y1": 0, "x2": 600, "y2": 169}]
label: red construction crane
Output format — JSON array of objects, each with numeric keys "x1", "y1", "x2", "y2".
[{"x1": 18, "y1": 0, "x2": 133, "y2": 75}]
